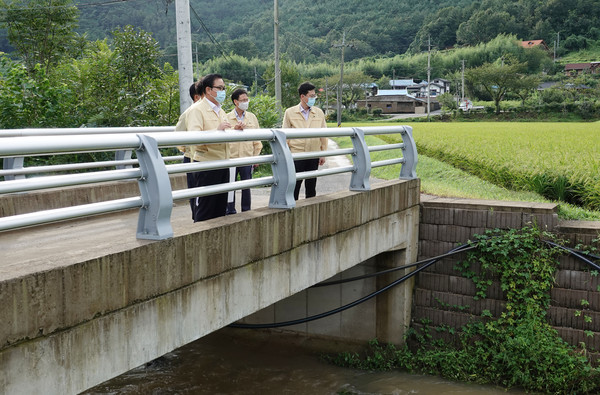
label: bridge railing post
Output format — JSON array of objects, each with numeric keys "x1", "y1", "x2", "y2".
[
  {"x1": 268, "y1": 129, "x2": 296, "y2": 208},
  {"x1": 349, "y1": 128, "x2": 371, "y2": 191},
  {"x1": 115, "y1": 150, "x2": 133, "y2": 169},
  {"x1": 399, "y1": 126, "x2": 418, "y2": 179},
  {"x1": 2, "y1": 157, "x2": 25, "y2": 181},
  {"x1": 135, "y1": 134, "x2": 174, "y2": 240}
]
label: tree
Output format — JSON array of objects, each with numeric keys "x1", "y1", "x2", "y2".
[
  {"x1": 0, "y1": 53, "x2": 75, "y2": 128},
  {"x1": 319, "y1": 71, "x2": 374, "y2": 110},
  {"x1": 263, "y1": 59, "x2": 301, "y2": 110},
  {"x1": 466, "y1": 61, "x2": 527, "y2": 114},
  {"x1": 437, "y1": 92, "x2": 458, "y2": 113},
  {"x1": 0, "y1": 0, "x2": 79, "y2": 74},
  {"x1": 513, "y1": 74, "x2": 540, "y2": 107},
  {"x1": 112, "y1": 25, "x2": 161, "y2": 93},
  {"x1": 456, "y1": 10, "x2": 519, "y2": 46}
]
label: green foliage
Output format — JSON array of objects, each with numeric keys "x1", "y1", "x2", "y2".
[
  {"x1": 263, "y1": 59, "x2": 302, "y2": 110},
  {"x1": 437, "y1": 92, "x2": 458, "y2": 112},
  {"x1": 111, "y1": 25, "x2": 161, "y2": 93},
  {"x1": 247, "y1": 94, "x2": 279, "y2": 129},
  {"x1": 466, "y1": 60, "x2": 528, "y2": 114},
  {"x1": 328, "y1": 226, "x2": 600, "y2": 393},
  {"x1": 0, "y1": 0, "x2": 79, "y2": 73},
  {"x1": 0, "y1": 54, "x2": 75, "y2": 128},
  {"x1": 457, "y1": 227, "x2": 560, "y2": 319}
]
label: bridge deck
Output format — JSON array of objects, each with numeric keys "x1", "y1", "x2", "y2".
[{"x1": 0, "y1": 154, "x2": 383, "y2": 283}]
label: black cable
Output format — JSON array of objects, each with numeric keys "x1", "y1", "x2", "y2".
[
  {"x1": 544, "y1": 240, "x2": 600, "y2": 271},
  {"x1": 228, "y1": 243, "x2": 474, "y2": 329},
  {"x1": 548, "y1": 241, "x2": 600, "y2": 261},
  {"x1": 229, "y1": 239, "x2": 599, "y2": 330},
  {"x1": 311, "y1": 244, "x2": 477, "y2": 287},
  {"x1": 189, "y1": 4, "x2": 232, "y2": 62}
]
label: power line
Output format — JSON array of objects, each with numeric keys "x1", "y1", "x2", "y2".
[
  {"x1": 0, "y1": 0, "x2": 141, "y2": 11},
  {"x1": 188, "y1": 4, "x2": 232, "y2": 63}
]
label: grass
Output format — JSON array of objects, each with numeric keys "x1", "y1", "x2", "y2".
[{"x1": 332, "y1": 128, "x2": 600, "y2": 221}]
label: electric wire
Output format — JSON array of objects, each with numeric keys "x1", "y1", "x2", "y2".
[
  {"x1": 189, "y1": 4, "x2": 232, "y2": 63},
  {"x1": 228, "y1": 243, "x2": 475, "y2": 329},
  {"x1": 545, "y1": 240, "x2": 600, "y2": 271},
  {"x1": 229, "y1": 238, "x2": 599, "y2": 330},
  {"x1": 311, "y1": 244, "x2": 477, "y2": 287}
]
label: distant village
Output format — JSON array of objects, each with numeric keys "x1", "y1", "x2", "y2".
[{"x1": 358, "y1": 39, "x2": 598, "y2": 115}]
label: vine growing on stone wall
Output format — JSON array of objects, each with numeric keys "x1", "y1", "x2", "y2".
[
  {"x1": 327, "y1": 225, "x2": 600, "y2": 394},
  {"x1": 455, "y1": 226, "x2": 560, "y2": 323}
]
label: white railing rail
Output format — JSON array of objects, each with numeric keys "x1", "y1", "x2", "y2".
[{"x1": 0, "y1": 126, "x2": 418, "y2": 240}]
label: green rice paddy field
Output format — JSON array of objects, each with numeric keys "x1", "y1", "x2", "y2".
[{"x1": 332, "y1": 121, "x2": 600, "y2": 220}]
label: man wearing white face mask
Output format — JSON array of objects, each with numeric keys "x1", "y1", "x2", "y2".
[
  {"x1": 283, "y1": 81, "x2": 328, "y2": 200},
  {"x1": 185, "y1": 73, "x2": 233, "y2": 222},
  {"x1": 225, "y1": 88, "x2": 262, "y2": 214}
]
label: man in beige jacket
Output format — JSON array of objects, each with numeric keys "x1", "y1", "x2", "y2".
[
  {"x1": 283, "y1": 81, "x2": 327, "y2": 200},
  {"x1": 226, "y1": 88, "x2": 263, "y2": 214},
  {"x1": 184, "y1": 73, "x2": 234, "y2": 222},
  {"x1": 175, "y1": 79, "x2": 203, "y2": 218}
]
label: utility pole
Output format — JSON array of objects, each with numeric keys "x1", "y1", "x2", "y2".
[
  {"x1": 427, "y1": 36, "x2": 431, "y2": 121},
  {"x1": 392, "y1": 68, "x2": 395, "y2": 89},
  {"x1": 332, "y1": 31, "x2": 352, "y2": 127},
  {"x1": 194, "y1": 43, "x2": 199, "y2": 79},
  {"x1": 254, "y1": 66, "x2": 258, "y2": 96},
  {"x1": 325, "y1": 77, "x2": 329, "y2": 114},
  {"x1": 461, "y1": 59, "x2": 465, "y2": 102},
  {"x1": 175, "y1": 0, "x2": 193, "y2": 113},
  {"x1": 554, "y1": 32, "x2": 560, "y2": 63},
  {"x1": 274, "y1": 0, "x2": 282, "y2": 115}
]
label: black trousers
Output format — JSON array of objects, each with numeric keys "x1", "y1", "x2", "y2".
[
  {"x1": 191, "y1": 167, "x2": 229, "y2": 222},
  {"x1": 227, "y1": 165, "x2": 253, "y2": 214},
  {"x1": 183, "y1": 156, "x2": 195, "y2": 219},
  {"x1": 293, "y1": 158, "x2": 320, "y2": 200}
]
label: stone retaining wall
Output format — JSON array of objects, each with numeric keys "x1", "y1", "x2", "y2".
[{"x1": 416, "y1": 195, "x2": 600, "y2": 360}]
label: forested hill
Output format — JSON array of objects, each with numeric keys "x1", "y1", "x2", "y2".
[
  {"x1": 74, "y1": 0, "x2": 471, "y2": 61},
  {"x1": 16, "y1": 0, "x2": 600, "y2": 63}
]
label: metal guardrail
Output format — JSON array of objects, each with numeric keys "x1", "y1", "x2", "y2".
[
  {"x1": 0, "y1": 126, "x2": 176, "y2": 179},
  {"x1": 0, "y1": 126, "x2": 418, "y2": 240}
]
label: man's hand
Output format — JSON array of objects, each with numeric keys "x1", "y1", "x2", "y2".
[
  {"x1": 319, "y1": 157, "x2": 326, "y2": 166},
  {"x1": 218, "y1": 121, "x2": 232, "y2": 130},
  {"x1": 234, "y1": 121, "x2": 246, "y2": 130}
]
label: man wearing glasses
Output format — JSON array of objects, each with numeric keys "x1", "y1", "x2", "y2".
[
  {"x1": 283, "y1": 81, "x2": 328, "y2": 200},
  {"x1": 185, "y1": 73, "x2": 233, "y2": 221},
  {"x1": 225, "y1": 88, "x2": 262, "y2": 214}
]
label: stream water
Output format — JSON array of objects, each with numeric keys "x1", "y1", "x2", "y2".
[{"x1": 84, "y1": 328, "x2": 526, "y2": 395}]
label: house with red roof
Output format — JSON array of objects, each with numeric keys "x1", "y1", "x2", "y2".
[{"x1": 519, "y1": 40, "x2": 549, "y2": 51}]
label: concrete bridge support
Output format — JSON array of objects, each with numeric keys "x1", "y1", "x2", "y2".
[{"x1": 239, "y1": 183, "x2": 420, "y2": 346}]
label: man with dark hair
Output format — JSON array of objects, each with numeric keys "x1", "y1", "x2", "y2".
[
  {"x1": 175, "y1": 78, "x2": 204, "y2": 217},
  {"x1": 283, "y1": 81, "x2": 328, "y2": 200},
  {"x1": 184, "y1": 73, "x2": 233, "y2": 221},
  {"x1": 189, "y1": 83, "x2": 200, "y2": 103},
  {"x1": 225, "y1": 88, "x2": 262, "y2": 214}
]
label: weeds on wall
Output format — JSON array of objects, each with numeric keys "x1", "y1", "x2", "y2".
[{"x1": 326, "y1": 226, "x2": 600, "y2": 394}]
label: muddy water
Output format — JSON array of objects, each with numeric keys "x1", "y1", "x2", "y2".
[{"x1": 84, "y1": 328, "x2": 525, "y2": 395}]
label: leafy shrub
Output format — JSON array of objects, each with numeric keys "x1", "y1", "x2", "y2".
[{"x1": 328, "y1": 226, "x2": 600, "y2": 394}]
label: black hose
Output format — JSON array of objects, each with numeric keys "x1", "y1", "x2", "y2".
[
  {"x1": 228, "y1": 243, "x2": 475, "y2": 329},
  {"x1": 544, "y1": 240, "x2": 600, "y2": 271},
  {"x1": 311, "y1": 244, "x2": 477, "y2": 287},
  {"x1": 229, "y1": 239, "x2": 598, "y2": 330}
]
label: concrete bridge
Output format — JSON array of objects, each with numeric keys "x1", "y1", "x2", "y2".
[
  {"x1": 0, "y1": 178, "x2": 419, "y2": 394},
  {"x1": 0, "y1": 126, "x2": 421, "y2": 394}
]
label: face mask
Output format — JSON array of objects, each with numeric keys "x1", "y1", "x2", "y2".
[
  {"x1": 306, "y1": 97, "x2": 316, "y2": 107},
  {"x1": 215, "y1": 90, "x2": 226, "y2": 104},
  {"x1": 238, "y1": 101, "x2": 249, "y2": 111}
]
